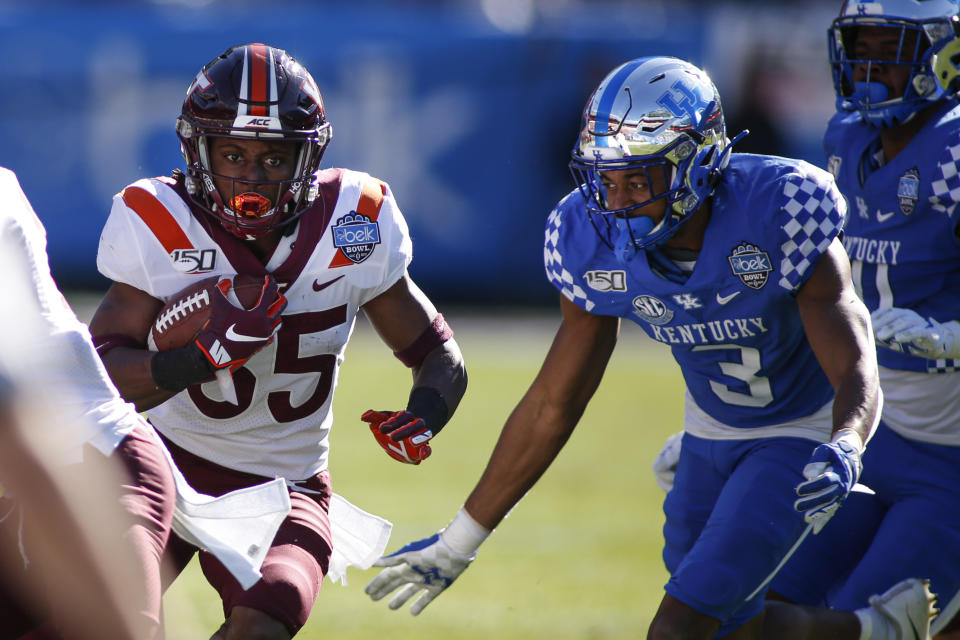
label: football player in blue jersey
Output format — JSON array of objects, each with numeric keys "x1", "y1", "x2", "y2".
[
  {"x1": 764, "y1": 1, "x2": 960, "y2": 638},
  {"x1": 360, "y1": 56, "x2": 921, "y2": 639}
]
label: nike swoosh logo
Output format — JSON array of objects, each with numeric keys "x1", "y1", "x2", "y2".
[
  {"x1": 388, "y1": 441, "x2": 408, "y2": 458},
  {"x1": 876, "y1": 210, "x2": 896, "y2": 222},
  {"x1": 313, "y1": 275, "x2": 344, "y2": 292},
  {"x1": 716, "y1": 291, "x2": 741, "y2": 305},
  {"x1": 225, "y1": 324, "x2": 267, "y2": 342}
]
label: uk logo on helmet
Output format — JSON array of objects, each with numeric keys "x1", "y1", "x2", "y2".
[{"x1": 656, "y1": 80, "x2": 709, "y2": 126}]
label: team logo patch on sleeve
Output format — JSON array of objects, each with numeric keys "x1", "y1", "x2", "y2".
[
  {"x1": 897, "y1": 168, "x2": 920, "y2": 215},
  {"x1": 331, "y1": 211, "x2": 381, "y2": 264},
  {"x1": 728, "y1": 242, "x2": 772, "y2": 290}
]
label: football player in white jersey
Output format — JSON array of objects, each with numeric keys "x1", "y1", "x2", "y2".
[
  {"x1": 360, "y1": 57, "x2": 903, "y2": 639},
  {"x1": 0, "y1": 167, "x2": 175, "y2": 639},
  {"x1": 764, "y1": 1, "x2": 960, "y2": 638},
  {"x1": 88, "y1": 44, "x2": 467, "y2": 639}
]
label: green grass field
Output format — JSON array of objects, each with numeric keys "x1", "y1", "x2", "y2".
[{"x1": 148, "y1": 308, "x2": 685, "y2": 638}]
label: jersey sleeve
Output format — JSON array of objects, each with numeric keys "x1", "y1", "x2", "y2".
[
  {"x1": 930, "y1": 128, "x2": 960, "y2": 220},
  {"x1": 776, "y1": 164, "x2": 846, "y2": 293},
  {"x1": 544, "y1": 192, "x2": 598, "y2": 313},
  {"x1": 97, "y1": 188, "x2": 162, "y2": 296},
  {"x1": 355, "y1": 178, "x2": 413, "y2": 305}
]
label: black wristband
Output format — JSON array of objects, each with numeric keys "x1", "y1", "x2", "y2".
[
  {"x1": 150, "y1": 344, "x2": 216, "y2": 393},
  {"x1": 406, "y1": 386, "x2": 450, "y2": 434}
]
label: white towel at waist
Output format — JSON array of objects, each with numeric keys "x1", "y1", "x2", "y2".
[{"x1": 150, "y1": 427, "x2": 392, "y2": 589}]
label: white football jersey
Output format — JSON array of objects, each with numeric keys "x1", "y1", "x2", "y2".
[
  {"x1": 0, "y1": 167, "x2": 138, "y2": 463},
  {"x1": 97, "y1": 168, "x2": 412, "y2": 480}
]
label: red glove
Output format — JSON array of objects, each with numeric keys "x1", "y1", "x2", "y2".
[
  {"x1": 195, "y1": 276, "x2": 287, "y2": 372},
  {"x1": 361, "y1": 410, "x2": 434, "y2": 465}
]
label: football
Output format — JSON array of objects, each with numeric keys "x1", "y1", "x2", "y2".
[{"x1": 148, "y1": 274, "x2": 266, "y2": 351}]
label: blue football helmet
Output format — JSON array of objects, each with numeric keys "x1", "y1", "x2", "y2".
[
  {"x1": 829, "y1": 0, "x2": 960, "y2": 128},
  {"x1": 569, "y1": 57, "x2": 735, "y2": 264}
]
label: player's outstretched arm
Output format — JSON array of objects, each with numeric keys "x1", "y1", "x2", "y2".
[
  {"x1": 461, "y1": 296, "x2": 619, "y2": 529},
  {"x1": 366, "y1": 296, "x2": 619, "y2": 612},
  {"x1": 361, "y1": 272, "x2": 467, "y2": 464},
  {"x1": 794, "y1": 238, "x2": 880, "y2": 530}
]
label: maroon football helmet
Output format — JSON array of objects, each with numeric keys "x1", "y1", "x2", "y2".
[{"x1": 176, "y1": 43, "x2": 332, "y2": 239}]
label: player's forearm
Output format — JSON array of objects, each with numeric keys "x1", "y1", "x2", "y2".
[
  {"x1": 100, "y1": 347, "x2": 178, "y2": 411},
  {"x1": 410, "y1": 337, "x2": 467, "y2": 419},
  {"x1": 829, "y1": 365, "x2": 881, "y2": 447},
  {"x1": 463, "y1": 395, "x2": 578, "y2": 530}
]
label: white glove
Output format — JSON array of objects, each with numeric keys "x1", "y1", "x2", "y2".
[
  {"x1": 872, "y1": 307, "x2": 960, "y2": 359},
  {"x1": 794, "y1": 431, "x2": 863, "y2": 534},
  {"x1": 652, "y1": 432, "x2": 683, "y2": 492},
  {"x1": 365, "y1": 508, "x2": 489, "y2": 615}
]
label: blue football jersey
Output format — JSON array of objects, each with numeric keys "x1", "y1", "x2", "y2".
[
  {"x1": 545, "y1": 154, "x2": 845, "y2": 428},
  {"x1": 826, "y1": 102, "x2": 960, "y2": 373}
]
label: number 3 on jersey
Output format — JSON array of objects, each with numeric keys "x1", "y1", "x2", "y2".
[{"x1": 692, "y1": 344, "x2": 773, "y2": 407}]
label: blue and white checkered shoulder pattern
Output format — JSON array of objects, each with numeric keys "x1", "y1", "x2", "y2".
[
  {"x1": 930, "y1": 130, "x2": 960, "y2": 219},
  {"x1": 777, "y1": 172, "x2": 844, "y2": 292},
  {"x1": 544, "y1": 204, "x2": 596, "y2": 313}
]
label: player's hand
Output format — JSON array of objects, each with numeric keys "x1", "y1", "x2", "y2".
[
  {"x1": 365, "y1": 532, "x2": 475, "y2": 615},
  {"x1": 872, "y1": 308, "x2": 960, "y2": 360},
  {"x1": 794, "y1": 437, "x2": 862, "y2": 533},
  {"x1": 652, "y1": 431, "x2": 683, "y2": 492},
  {"x1": 194, "y1": 276, "x2": 286, "y2": 372},
  {"x1": 361, "y1": 410, "x2": 433, "y2": 464}
]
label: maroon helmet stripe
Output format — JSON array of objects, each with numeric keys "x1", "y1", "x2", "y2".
[{"x1": 249, "y1": 43, "x2": 269, "y2": 116}]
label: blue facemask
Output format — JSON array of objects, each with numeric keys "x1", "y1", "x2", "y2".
[{"x1": 613, "y1": 216, "x2": 654, "y2": 264}]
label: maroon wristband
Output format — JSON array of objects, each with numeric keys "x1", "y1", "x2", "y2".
[{"x1": 393, "y1": 314, "x2": 454, "y2": 368}]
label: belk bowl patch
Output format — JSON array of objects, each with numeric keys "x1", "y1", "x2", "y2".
[
  {"x1": 728, "y1": 242, "x2": 772, "y2": 290},
  {"x1": 332, "y1": 212, "x2": 380, "y2": 264},
  {"x1": 897, "y1": 167, "x2": 919, "y2": 215}
]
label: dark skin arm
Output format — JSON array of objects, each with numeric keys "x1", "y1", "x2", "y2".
[
  {"x1": 88, "y1": 282, "x2": 170, "y2": 412},
  {"x1": 362, "y1": 272, "x2": 467, "y2": 417},
  {"x1": 796, "y1": 237, "x2": 880, "y2": 446},
  {"x1": 462, "y1": 295, "x2": 619, "y2": 530}
]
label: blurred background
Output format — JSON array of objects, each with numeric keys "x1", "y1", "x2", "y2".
[{"x1": 0, "y1": 0, "x2": 843, "y2": 307}]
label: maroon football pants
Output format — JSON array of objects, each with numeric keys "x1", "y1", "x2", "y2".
[{"x1": 160, "y1": 436, "x2": 333, "y2": 636}]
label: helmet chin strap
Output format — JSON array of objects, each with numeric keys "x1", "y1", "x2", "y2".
[{"x1": 613, "y1": 216, "x2": 654, "y2": 265}]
